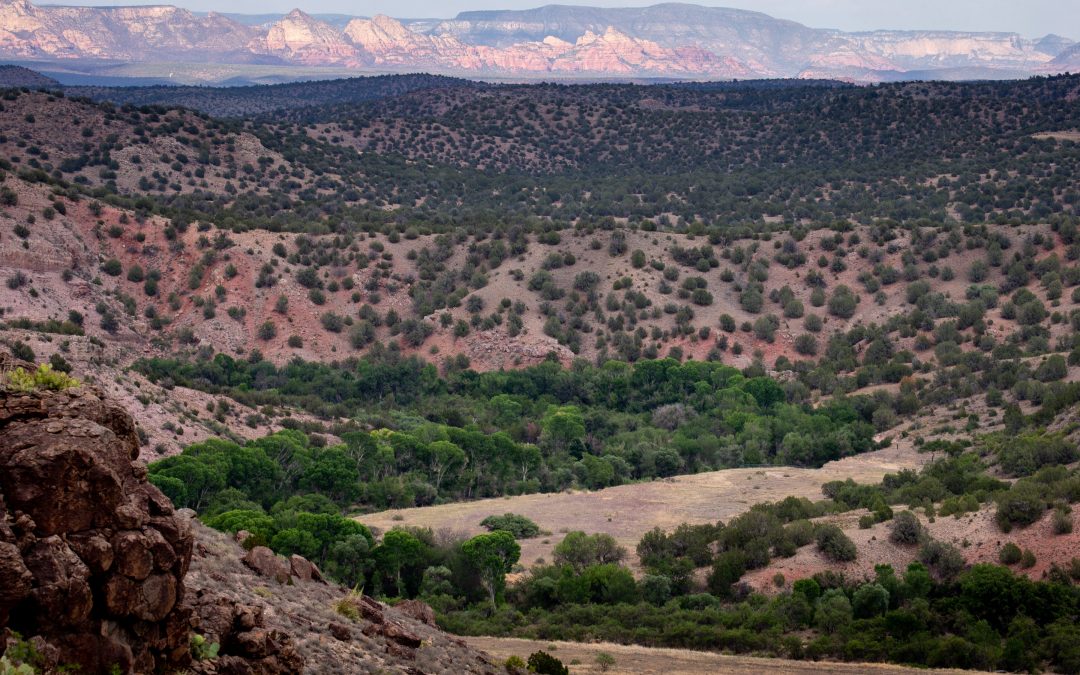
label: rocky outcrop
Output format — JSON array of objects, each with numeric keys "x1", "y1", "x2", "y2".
[
  {"x1": 0, "y1": 0, "x2": 255, "y2": 60},
  {"x1": 252, "y1": 8, "x2": 358, "y2": 64},
  {"x1": 185, "y1": 521, "x2": 500, "y2": 674},
  {"x1": 340, "y1": 594, "x2": 424, "y2": 653},
  {"x1": 0, "y1": 365, "x2": 302, "y2": 674},
  {"x1": 0, "y1": 369, "x2": 193, "y2": 672},
  {"x1": 187, "y1": 589, "x2": 304, "y2": 674},
  {"x1": 239, "y1": 543, "x2": 325, "y2": 585}
]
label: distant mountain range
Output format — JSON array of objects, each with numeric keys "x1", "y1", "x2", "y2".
[{"x1": 0, "y1": 0, "x2": 1076, "y2": 82}]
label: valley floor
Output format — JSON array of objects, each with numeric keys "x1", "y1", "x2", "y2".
[
  {"x1": 362, "y1": 441, "x2": 928, "y2": 571},
  {"x1": 467, "y1": 637, "x2": 987, "y2": 675}
]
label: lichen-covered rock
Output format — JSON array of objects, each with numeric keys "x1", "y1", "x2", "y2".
[{"x1": 0, "y1": 376, "x2": 194, "y2": 673}]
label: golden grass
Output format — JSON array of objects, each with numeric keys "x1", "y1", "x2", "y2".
[
  {"x1": 1032, "y1": 131, "x2": 1080, "y2": 142},
  {"x1": 360, "y1": 443, "x2": 927, "y2": 570},
  {"x1": 467, "y1": 636, "x2": 990, "y2": 675}
]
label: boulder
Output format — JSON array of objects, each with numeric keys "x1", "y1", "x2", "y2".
[
  {"x1": 188, "y1": 590, "x2": 304, "y2": 674},
  {"x1": 328, "y1": 622, "x2": 352, "y2": 641},
  {"x1": 242, "y1": 546, "x2": 291, "y2": 584},
  {"x1": 395, "y1": 599, "x2": 437, "y2": 626},
  {"x1": 288, "y1": 554, "x2": 323, "y2": 583}
]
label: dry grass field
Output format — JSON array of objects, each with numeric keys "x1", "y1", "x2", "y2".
[
  {"x1": 1032, "y1": 131, "x2": 1080, "y2": 141},
  {"x1": 361, "y1": 441, "x2": 929, "y2": 570},
  {"x1": 466, "y1": 637, "x2": 988, "y2": 675}
]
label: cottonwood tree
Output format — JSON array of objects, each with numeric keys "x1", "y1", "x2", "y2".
[{"x1": 462, "y1": 531, "x2": 520, "y2": 610}]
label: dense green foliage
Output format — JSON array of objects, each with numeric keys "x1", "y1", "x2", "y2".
[
  {"x1": 138, "y1": 355, "x2": 885, "y2": 505},
  {"x1": 443, "y1": 563, "x2": 1080, "y2": 674}
]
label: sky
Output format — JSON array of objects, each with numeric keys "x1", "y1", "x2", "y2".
[{"x1": 48, "y1": 0, "x2": 1077, "y2": 37}]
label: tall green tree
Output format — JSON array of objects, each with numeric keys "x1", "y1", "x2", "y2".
[{"x1": 462, "y1": 531, "x2": 520, "y2": 609}]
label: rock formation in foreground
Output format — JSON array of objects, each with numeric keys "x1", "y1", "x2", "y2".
[
  {"x1": 0, "y1": 355, "x2": 498, "y2": 673},
  {"x1": 0, "y1": 355, "x2": 198, "y2": 672}
]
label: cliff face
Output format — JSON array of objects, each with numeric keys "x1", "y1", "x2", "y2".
[
  {"x1": 0, "y1": 0, "x2": 256, "y2": 59},
  {"x1": 0, "y1": 0, "x2": 1074, "y2": 80}
]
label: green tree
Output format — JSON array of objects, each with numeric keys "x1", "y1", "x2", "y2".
[
  {"x1": 540, "y1": 405, "x2": 585, "y2": 454},
  {"x1": 462, "y1": 531, "x2": 521, "y2": 609},
  {"x1": 149, "y1": 454, "x2": 227, "y2": 510},
  {"x1": 425, "y1": 440, "x2": 466, "y2": 493},
  {"x1": 270, "y1": 527, "x2": 320, "y2": 559},
  {"x1": 553, "y1": 531, "x2": 626, "y2": 572},
  {"x1": 815, "y1": 588, "x2": 853, "y2": 633},
  {"x1": 375, "y1": 529, "x2": 425, "y2": 596},
  {"x1": 852, "y1": 582, "x2": 890, "y2": 618},
  {"x1": 206, "y1": 509, "x2": 276, "y2": 541}
]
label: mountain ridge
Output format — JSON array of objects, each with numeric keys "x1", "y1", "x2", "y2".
[{"x1": 0, "y1": 0, "x2": 1076, "y2": 82}]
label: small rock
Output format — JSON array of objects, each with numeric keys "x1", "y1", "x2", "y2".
[
  {"x1": 395, "y1": 599, "x2": 437, "y2": 626},
  {"x1": 328, "y1": 622, "x2": 352, "y2": 641}
]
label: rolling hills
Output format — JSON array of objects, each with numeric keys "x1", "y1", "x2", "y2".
[{"x1": 2, "y1": 70, "x2": 1080, "y2": 674}]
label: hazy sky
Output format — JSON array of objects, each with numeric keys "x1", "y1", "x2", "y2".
[{"x1": 47, "y1": 0, "x2": 1077, "y2": 37}]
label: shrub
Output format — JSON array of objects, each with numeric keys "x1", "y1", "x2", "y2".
[
  {"x1": 996, "y1": 483, "x2": 1046, "y2": 531},
  {"x1": 1052, "y1": 507, "x2": 1073, "y2": 535},
  {"x1": 527, "y1": 651, "x2": 569, "y2": 675},
  {"x1": 6, "y1": 271, "x2": 28, "y2": 290},
  {"x1": 889, "y1": 511, "x2": 925, "y2": 545},
  {"x1": 794, "y1": 333, "x2": 818, "y2": 356},
  {"x1": 101, "y1": 258, "x2": 122, "y2": 276},
  {"x1": 999, "y1": 542, "x2": 1022, "y2": 565},
  {"x1": 815, "y1": 524, "x2": 857, "y2": 562},
  {"x1": 1020, "y1": 549, "x2": 1037, "y2": 569},
  {"x1": 480, "y1": 513, "x2": 541, "y2": 539},
  {"x1": 3, "y1": 364, "x2": 80, "y2": 392},
  {"x1": 256, "y1": 321, "x2": 277, "y2": 341},
  {"x1": 918, "y1": 539, "x2": 965, "y2": 581},
  {"x1": 827, "y1": 285, "x2": 858, "y2": 318},
  {"x1": 320, "y1": 312, "x2": 345, "y2": 333},
  {"x1": 10, "y1": 340, "x2": 34, "y2": 362}
]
